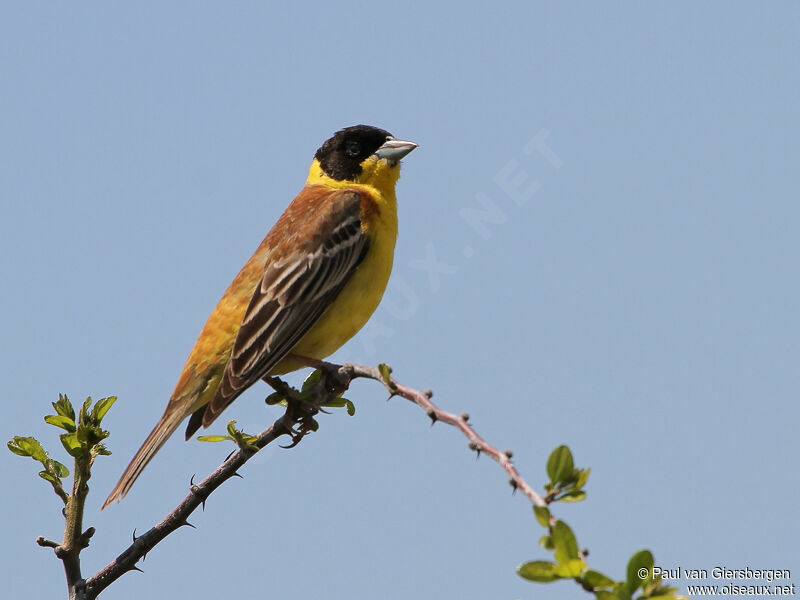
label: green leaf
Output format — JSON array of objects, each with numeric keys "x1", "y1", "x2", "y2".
[
  {"x1": 44, "y1": 414, "x2": 76, "y2": 432},
  {"x1": 60, "y1": 432, "x2": 83, "y2": 457},
  {"x1": 39, "y1": 470, "x2": 60, "y2": 485},
  {"x1": 301, "y1": 370, "x2": 322, "y2": 394},
  {"x1": 533, "y1": 505, "x2": 551, "y2": 527},
  {"x1": 575, "y1": 467, "x2": 591, "y2": 490},
  {"x1": 321, "y1": 396, "x2": 354, "y2": 411},
  {"x1": 583, "y1": 569, "x2": 616, "y2": 590},
  {"x1": 91, "y1": 396, "x2": 117, "y2": 423},
  {"x1": 197, "y1": 435, "x2": 233, "y2": 442},
  {"x1": 378, "y1": 363, "x2": 392, "y2": 383},
  {"x1": 38, "y1": 469, "x2": 69, "y2": 505},
  {"x1": 78, "y1": 397, "x2": 92, "y2": 426},
  {"x1": 265, "y1": 391, "x2": 285, "y2": 405},
  {"x1": 546, "y1": 445, "x2": 575, "y2": 485},
  {"x1": 7, "y1": 436, "x2": 47, "y2": 463},
  {"x1": 538, "y1": 535, "x2": 554, "y2": 550},
  {"x1": 552, "y1": 520, "x2": 579, "y2": 563},
  {"x1": 53, "y1": 394, "x2": 76, "y2": 421},
  {"x1": 94, "y1": 444, "x2": 112, "y2": 456},
  {"x1": 554, "y1": 558, "x2": 586, "y2": 578},
  {"x1": 322, "y1": 398, "x2": 347, "y2": 407},
  {"x1": 557, "y1": 490, "x2": 587, "y2": 503},
  {"x1": 7, "y1": 438, "x2": 30, "y2": 457},
  {"x1": 625, "y1": 549, "x2": 654, "y2": 595},
  {"x1": 51, "y1": 460, "x2": 70, "y2": 478},
  {"x1": 517, "y1": 560, "x2": 561, "y2": 583},
  {"x1": 218, "y1": 421, "x2": 259, "y2": 451},
  {"x1": 75, "y1": 421, "x2": 109, "y2": 449}
]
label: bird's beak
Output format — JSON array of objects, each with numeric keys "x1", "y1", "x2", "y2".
[{"x1": 374, "y1": 137, "x2": 418, "y2": 163}]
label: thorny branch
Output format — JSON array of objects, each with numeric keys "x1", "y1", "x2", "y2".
[
  {"x1": 339, "y1": 361, "x2": 546, "y2": 508},
  {"x1": 82, "y1": 361, "x2": 543, "y2": 598}
]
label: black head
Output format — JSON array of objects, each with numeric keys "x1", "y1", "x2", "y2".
[{"x1": 314, "y1": 125, "x2": 393, "y2": 181}]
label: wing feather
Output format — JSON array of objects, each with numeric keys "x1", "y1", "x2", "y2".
[{"x1": 200, "y1": 188, "x2": 370, "y2": 427}]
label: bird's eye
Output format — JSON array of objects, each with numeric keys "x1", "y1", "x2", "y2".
[{"x1": 345, "y1": 141, "x2": 361, "y2": 157}]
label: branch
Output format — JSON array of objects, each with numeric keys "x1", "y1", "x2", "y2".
[
  {"x1": 59, "y1": 447, "x2": 92, "y2": 600},
  {"x1": 84, "y1": 361, "x2": 544, "y2": 597},
  {"x1": 84, "y1": 406, "x2": 308, "y2": 598},
  {"x1": 24, "y1": 396, "x2": 114, "y2": 600},
  {"x1": 340, "y1": 362, "x2": 546, "y2": 507}
]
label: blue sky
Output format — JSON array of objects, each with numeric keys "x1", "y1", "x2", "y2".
[{"x1": 2, "y1": 2, "x2": 798, "y2": 599}]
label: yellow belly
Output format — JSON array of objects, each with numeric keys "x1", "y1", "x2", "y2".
[{"x1": 271, "y1": 192, "x2": 397, "y2": 374}]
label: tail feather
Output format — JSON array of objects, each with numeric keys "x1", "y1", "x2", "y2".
[{"x1": 102, "y1": 408, "x2": 186, "y2": 509}]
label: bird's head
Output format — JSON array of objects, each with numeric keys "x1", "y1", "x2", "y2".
[{"x1": 308, "y1": 125, "x2": 417, "y2": 191}]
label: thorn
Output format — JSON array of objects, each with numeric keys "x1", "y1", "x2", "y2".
[
  {"x1": 190, "y1": 474, "x2": 196, "y2": 486},
  {"x1": 460, "y1": 412, "x2": 469, "y2": 422},
  {"x1": 180, "y1": 520, "x2": 196, "y2": 529},
  {"x1": 132, "y1": 528, "x2": 138, "y2": 543},
  {"x1": 426, "y1": 408, "x2": 437, "y2": 424},
  {"x1": 79, "y1": 527, "x2": 95, "y2": 548},
  {"x1": 509, "y1": 478, "x2": 518, "y2": 493},
  {"x1": 423, "y1": 389, "x2": 434, "y2": 398},
  {"x1": 130, "y1": 565, "x2": 144, "y2": 574},
  {"x1": 504, "y1": 449, "x2": 513, "y2": 459},
  {"x1": 201, "y1": 499, "x2": 206, "y2": 511},
  {"x1": 231, "y1": 472, "x2": 243, "y2": 479}
]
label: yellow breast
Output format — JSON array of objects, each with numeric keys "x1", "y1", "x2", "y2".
[{"x1": 270, "y1": 157, "x2": 401, "y2": 374}]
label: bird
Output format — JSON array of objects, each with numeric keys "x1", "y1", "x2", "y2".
[{"x1": 102, "y1": 125, "x2": 416, "y2": 508}]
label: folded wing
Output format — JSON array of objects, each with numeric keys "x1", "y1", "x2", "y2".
[{"x1": 197, "y1": 188, "x2": 370, "y2": 429}]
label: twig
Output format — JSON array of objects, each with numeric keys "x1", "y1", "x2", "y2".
[
  {"x1": 84, "y1": 411, "x2": 292, "y2": 598},
  {"x1": 41, "y1": 432, "x2": 96, "y2": 599},
  {"x1": 84, "y1": 361, "x2": 544, "y2": 597},
  {"x1": 61, "y1": 450, "x2": 92, "y2": 600},
  {"x1": 338, "y1": 362, "x2": 547, "y2": 507}
]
